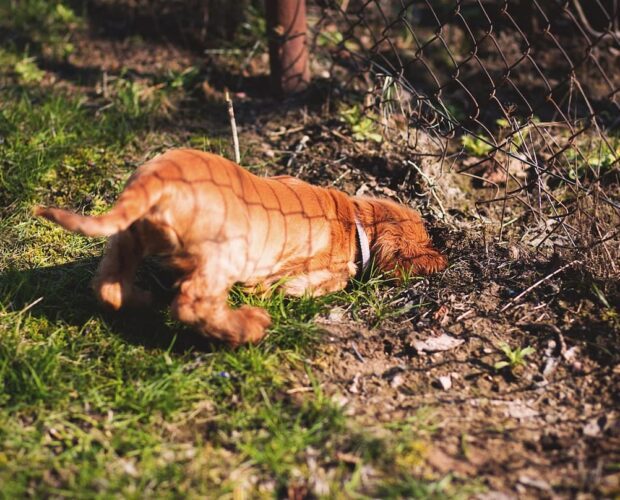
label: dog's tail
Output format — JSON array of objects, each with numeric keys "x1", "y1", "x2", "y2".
[{"x1": 34, "y1": 175, "x2": 162, "y2": 237}]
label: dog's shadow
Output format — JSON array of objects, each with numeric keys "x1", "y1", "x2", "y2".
[{"x1": 0, "y1": 258, "x2": 219, "y2": 353}]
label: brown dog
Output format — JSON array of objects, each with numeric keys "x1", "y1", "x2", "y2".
[{"x1": 35, "y1": 149, "x2": 446, "y2": 346}]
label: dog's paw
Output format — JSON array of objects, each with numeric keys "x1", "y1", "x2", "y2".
[
  {"x1": 96, "y1": 281, "x2": 123, "y2": 310},
  {"x1": 236, "y1": 305, "x2": 272, "y2": 345}
]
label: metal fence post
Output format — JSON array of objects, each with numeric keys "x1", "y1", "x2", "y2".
[{"x1": 265, "y1": 0, "x2": 310, "y2": 95}]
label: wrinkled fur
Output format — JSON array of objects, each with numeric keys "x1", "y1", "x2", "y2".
[{"x1": 35, "y1": 149, "x2": 446, "y2": 346}]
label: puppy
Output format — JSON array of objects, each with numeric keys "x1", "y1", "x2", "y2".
[{"x1": 35, "y1": 149, "x2": 446, "y2": 346}]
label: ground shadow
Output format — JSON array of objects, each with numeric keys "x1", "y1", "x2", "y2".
[{"x1": 0, "y1": 258, "x2": 220, "y2": 353}]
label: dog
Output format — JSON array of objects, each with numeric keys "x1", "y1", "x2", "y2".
[{"x1": 35, "y1": 149, "x2": 447, "y2": 346}]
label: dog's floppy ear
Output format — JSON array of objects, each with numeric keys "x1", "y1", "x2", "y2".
[
  {"x1": 374, "y1": 227, "x2": 447, "y2": 277},
  {"x1": 396, "y1": 244, "x2": 447, "y2": 276},
  {"x1": 369, "y1": 201, "x2": 447, "y2": 278}
]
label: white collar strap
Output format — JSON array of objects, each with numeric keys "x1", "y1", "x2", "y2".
[{"x1": 354, "y1": 217, "x2": 371, "y2": 271}]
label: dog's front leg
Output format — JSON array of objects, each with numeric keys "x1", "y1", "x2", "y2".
[{"x1": 171, "y1": 274, "x2": 271, "y2": 347}]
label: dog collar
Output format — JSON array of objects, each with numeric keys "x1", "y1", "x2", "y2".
[{"x1": 354, "y1": 217, "x2": 371, "y2": 272}]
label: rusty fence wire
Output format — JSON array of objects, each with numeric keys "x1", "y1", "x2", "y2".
[{"x1": 310, "y1": 0, "x2": 620, "y2": 275}]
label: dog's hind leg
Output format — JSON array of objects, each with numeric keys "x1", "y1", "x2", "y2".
[{"x1": 92, "y1": 229, "x2": 151, "y2": 310}]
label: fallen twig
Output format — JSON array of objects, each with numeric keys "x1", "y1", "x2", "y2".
[
  {"x1": 225, "y1": 90, "x2": 240, "y2": 164},
  {"x1": 455, "y1": 309, "x2": 474, "y2": 322},
  {"x1": 500, "y1": 260, "x2": 579, "y2": 312},
  {"x1": 19, "y1": 296, "x2": 44, "y2": 314},
  {"x1": 268, "y1": 125, "x2": 306, "y2": 138},
  {"x1": 204, "y1": 48, "x2": 244, "y2": 55},
  {"x1": 286, "y1": 135, "x2": 310, "y2": 170},
  {"x1": 351, "y1": 343, "x2": 366, "y2": 363},
  {"x1": 286, "y1": 386, "x2": 320, "y2": 394}
]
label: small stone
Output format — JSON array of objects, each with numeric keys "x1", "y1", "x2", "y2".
[
  {"x1": 348, "y1": 373, "x2": 361, "y2": 394},
  {"x1": 518, "y1": 475, "x2": 551, "y2": 491},
  {"x1": 437, "y1": 375, "x2": 452, "y2": 390},
  {"x1": 563, "y1": 345, "x2": 579, "y2": 362},
  {"x1": 583, "y1": 416, "x2": 606, "y2": 437},
  {"x1": 505, "y1": 400, "x2": 539, "y2": 419},
  {"x1": 390, "y1": 374, "x2": 404, "y2": 389},
  {"x1": 542, "y1": 357, "x2": 558, "y2": 377},
  {"x1": 328, "y1": 307, "x2": 346, "y2": 322}
]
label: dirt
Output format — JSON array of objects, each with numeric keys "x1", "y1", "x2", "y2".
[
  {"x1": 35, "y1": 13, "x2": 620, "y2": 499},
  {"x1": 311, "y1": 231, "x2": 619, "y2": 498}
]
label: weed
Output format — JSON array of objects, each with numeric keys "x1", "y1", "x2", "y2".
[
  {"x1": 166, "y1": 66, "x2": 200, "y2": 91},
  {"x1": 0, "y1": 0, "x2": 81, "y2": 59},
  {"x1": 592, "y1": 282, "x2": 611, "y2": 308},
  {"x1": 340, "y1": 104, "x2": 383, "y2": 143},
  {"x1": 565, "y1": 136, "x2": 619, "y2": 180},
  {"x1": 109, "y1": 75, "x2": 169, "y2": 122},
  {"x1": 317, "y1": 30, "x2": 344, "y2": 47},
  {"x1": 14, "y1": 56, "x2": 45, "y2": 84},
  {"x1": 494, "y1": 343, "x2": 535, "y2": 371},
  {"x1": 238, "y1": 5, "x2": 267, "y2": 47},
  {"x1": 601, "y1": 308, "x2": 619, "y2": 330},
  {"x1": 338, "y1": 267, "x2": 426, "y2": 327},
  {"x1": 316, "y1": 29, "x2": 360, "y2": 55},
  {"x1": 461, "y1": 134, "x2": 494, "y2": 157}
]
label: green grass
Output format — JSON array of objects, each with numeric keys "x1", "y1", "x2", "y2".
[
  {"x1": 0, "y1": 4, "x2": 474, "y2": 496},
  {"x1": 0, "y1": 261, "x2": 458, "y2": 496}
]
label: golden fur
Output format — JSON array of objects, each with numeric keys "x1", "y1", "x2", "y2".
[{"x1": 35, "y1": 149, "x2": 446, "y2": 346}]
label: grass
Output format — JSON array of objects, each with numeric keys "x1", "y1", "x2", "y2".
[
  {"x1": 0, "y1": 3, "x2": 474, "y2": 496},
  {"x1": 0, "y1": 255, "x2": 455, "y2": 496}
]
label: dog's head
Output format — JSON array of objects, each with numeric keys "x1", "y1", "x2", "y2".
[{"x1": 356, "y1": 198, "x2": 447, "y2": 278}]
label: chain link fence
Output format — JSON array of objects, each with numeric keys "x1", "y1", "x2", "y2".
[{"x1": 310, "y1": 0, "x2": 619, "y2": 276}]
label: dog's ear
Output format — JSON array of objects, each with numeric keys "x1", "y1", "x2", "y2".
[
  {"x1": 375, "y1": 232, "x2": 447, "y2": 278},
  {"x1": 372, "y1": 213, "x2": 447, "y2": 278},
  {"x1": 397, "y1": 245, "x2": 448, "y2": 277}
]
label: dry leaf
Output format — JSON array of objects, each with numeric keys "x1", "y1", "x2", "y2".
[{"x1": 413, "y1": 334, "x2": 464, "y2": 353}]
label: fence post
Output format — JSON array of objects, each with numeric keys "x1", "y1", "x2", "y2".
[{"x1": 265, "y1": 0, "x2": 310, "y2": 95}]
